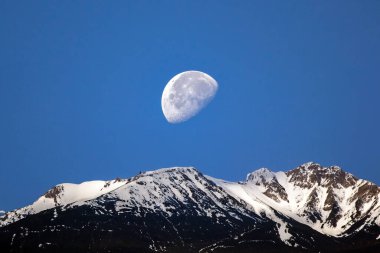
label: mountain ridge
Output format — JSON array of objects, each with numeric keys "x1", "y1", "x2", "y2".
[
  {"x1": 1, "y1": 163, "x2": 379, "y2": 252},
  {"x1": 217, "y1": 163, "x2": 380, "y2": 236}
]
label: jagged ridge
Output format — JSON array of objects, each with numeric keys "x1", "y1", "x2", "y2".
[{"x1": 0, "y1": 163, "x2": 379, "y2": 252}]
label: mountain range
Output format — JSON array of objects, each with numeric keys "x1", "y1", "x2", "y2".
[{"x1": 0, "y1": 162, "x2": 379, "y2": 252}]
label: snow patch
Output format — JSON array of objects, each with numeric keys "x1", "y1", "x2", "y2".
[{"x1": 277, "y1": 222, "x2": 292, "y2": 246}]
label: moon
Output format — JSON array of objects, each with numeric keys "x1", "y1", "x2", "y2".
[{"x1": 161, "y1": 71, "x2": 218, "y2": 123}]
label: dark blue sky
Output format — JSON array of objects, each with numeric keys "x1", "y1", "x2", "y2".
[{"x1": 1, "y1": 1, "x2": 380, "y2": 211}]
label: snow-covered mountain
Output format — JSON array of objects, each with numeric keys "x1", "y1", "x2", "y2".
[
  {"x1": 210, "y1": 162, "x2": 380, "y2": 237},
  {"x1": 0, "y1": 163, "x2": 379, "y2": 252},
  {"x1": 0, "y1": 178, "x2": 127, "y2": 227}
]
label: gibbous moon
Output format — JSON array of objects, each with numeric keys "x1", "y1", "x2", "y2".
[{"x1": 161, "y1": 71, "x2": 218, "y2": 123}]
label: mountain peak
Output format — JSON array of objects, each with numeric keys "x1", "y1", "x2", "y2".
[
  {"x1": 246, "y1": 167, "x2": 275, "y2": 182},
  {"x1": 141, "y1": 166, "x2": 200, "y2": 177},
  {"x1": 286, "y1": 162, "x2": 358, "y2": 189},
  {"x1": 296, "y1": 162, "x2": 343, "y2": 173},
  {"x1": 1, "y1": 164, "x2": 379, "y2": 252},
  {"x1": 144, "y1": 166, "x2": 197, "y2": 173},
  {"x1": 301, "y1": 161, "x2": 319, "y2": 167}
]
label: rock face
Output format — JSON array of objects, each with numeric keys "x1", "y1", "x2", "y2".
[
  {"x1": 239, "y1": 162, "x2": 380, "y2": 236},
  {"x1": 0, "y1": 163, "x2": 379, "y2": 253}
]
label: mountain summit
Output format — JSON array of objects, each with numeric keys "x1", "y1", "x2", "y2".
[
  {"x1": 1, "y1": 163, "x2": 379, "y2": 252},
  {"x1": 230, "y1": 162, "x2": 380, "y2": 236}
]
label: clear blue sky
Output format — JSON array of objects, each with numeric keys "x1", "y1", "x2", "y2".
[{"x1": 1, "y1": 1, "x2": 380, "y2": 211}]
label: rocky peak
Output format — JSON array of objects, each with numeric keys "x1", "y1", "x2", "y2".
[
  {"x1": 241, "y1": 163, "x2": 379, "y2": 234},
  {"x1": 286, "y1": 162, "x2": 357, "y2": 188}
]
